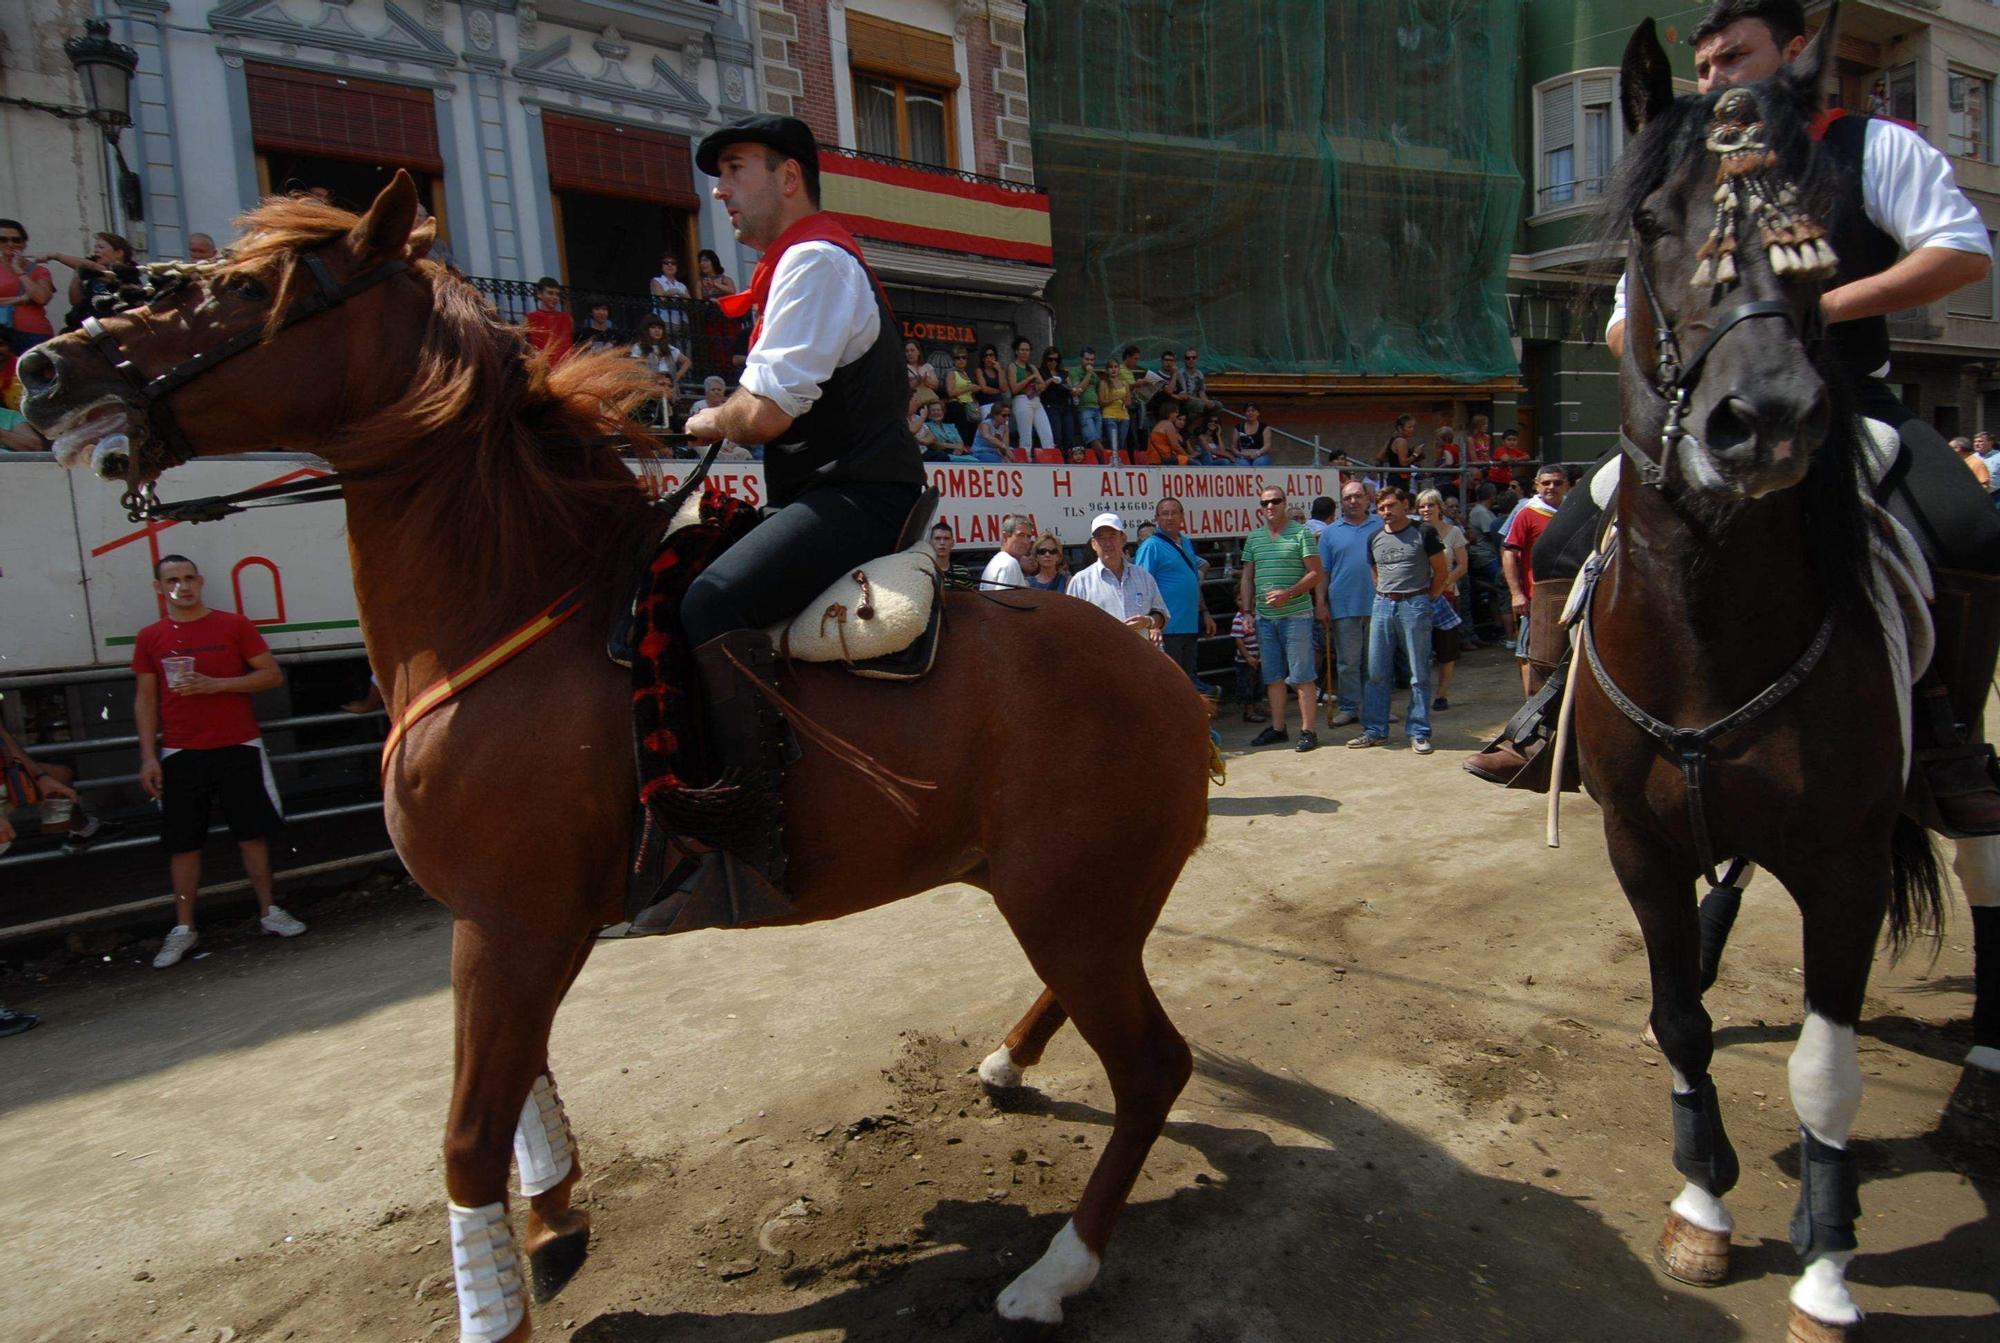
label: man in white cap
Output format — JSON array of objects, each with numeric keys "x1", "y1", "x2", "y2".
[{"x1": 1065, "y1": 513, "x2": 1169, "y2": 633}]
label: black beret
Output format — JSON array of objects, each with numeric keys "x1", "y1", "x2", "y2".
[{"x1": 695, "y1": 114, "x2": 820, "y2": 179}]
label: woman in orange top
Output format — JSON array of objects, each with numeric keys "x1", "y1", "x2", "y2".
[{"x1": 1147, "y1": 408, "x2": 1190, "y2": 467}]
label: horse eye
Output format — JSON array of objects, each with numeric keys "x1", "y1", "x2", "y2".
[
  {"x1": 1633, "y1": 208, "x2": 1670, "y2": 241},
  {"x1": 229, "y1": 276, "x2": 269, "y2": 302}
]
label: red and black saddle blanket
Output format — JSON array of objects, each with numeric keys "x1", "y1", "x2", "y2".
[{"x1": 619, "y1": 488, "x2": 763, "y2": 901}]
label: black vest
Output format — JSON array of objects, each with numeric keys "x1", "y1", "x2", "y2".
[
  {"x1": 761, "y1": 241, "x2": 925, "y2": 510},
  {"x1": 1817, "y1": 113, "x2": 1902, "y2": 380}
]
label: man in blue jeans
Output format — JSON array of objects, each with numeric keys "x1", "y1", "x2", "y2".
[
  {"x1": 1316, "y1": 480, "x2": 1382, "y2": 729},
  {"x1": 1350, "y1": 487, "x2": 1446, "y2": 755},
  {"x1": 1239, "y1": 487, "x2": 1326, "y2": 751}
]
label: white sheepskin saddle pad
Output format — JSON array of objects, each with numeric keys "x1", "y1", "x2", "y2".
[{"x1": 764, "y1": 542, "x2": 939, "y2": 669}]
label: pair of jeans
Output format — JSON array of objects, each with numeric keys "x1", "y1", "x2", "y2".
[
  {"x1": 1046, "y1": 403, "x2": 1080, "y2": 450},
  {"x1": 1362, "y1": 594, "x2": 1433, "y2": 740},
  {"x1": 1102, "y1": 419, "x2": 1128, "y2": 459},
  {"x1": 1254, "y1": 614, "x2": 1315, "y2": 685},
  {"x1": 1331, "y1": 615, "x2": 1370, "y2": 715},
  {"x1": 1078, "y1": 406, "x2": 1103, "y2": 448},
  {"x1": 1011, "y1": 395, "x2": 1056, "y2": 453}
]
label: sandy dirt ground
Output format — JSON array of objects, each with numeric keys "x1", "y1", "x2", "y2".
[{"x1": 3, "y1": 650, "x2": 1994, "y2": 1343}]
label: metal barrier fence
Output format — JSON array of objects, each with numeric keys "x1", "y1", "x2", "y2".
[{"x1": 464, "y1": 276, "x2": 747, "y2": 388}]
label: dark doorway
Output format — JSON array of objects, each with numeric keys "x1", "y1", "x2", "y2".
[
  {"x1": 259, "y1": 150, "x2": 446, "y2": 232},
  {"x1": 556, "y1": 192, "x2": 691, "y2": 299}
]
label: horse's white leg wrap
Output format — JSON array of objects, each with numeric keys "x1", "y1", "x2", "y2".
[
  {"x1": 449, "y1": 1200, "x2": 526, "y2": 1342},
  {"x1": 995, "y1": 1219, "x2": 1099, "y2": 1326},
  {"x1": 1789, "y1": 1014, "x2": 1862, "y2": 1148},
  {"x1": 979, "y1": 1046, "x2": 1024, "y2": 1089},
  {"x1": 514, "y1": 1072, "x2": 575, "y2": 1197},
  {"x1": 1670, "y1": 1182, "x2": 1733, "y2": 1234},
  {"x1": 1786, "y1": 1014, "x2": 1864, "y2": 1325}
]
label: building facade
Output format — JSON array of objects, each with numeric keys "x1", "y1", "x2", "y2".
[
  {"x1": 1509, "y1": 0, "x2": 2000, "y2": 464},
  {"x1": 745, "y1": 0, "x2": 1055, "y2": 362},
  {"x1": 1, "y1": 0, "x2": 122, "y2": 262}
]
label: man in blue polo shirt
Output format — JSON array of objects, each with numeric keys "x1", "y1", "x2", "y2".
[
  {"x1": 1316, "y1": 479, "x2": 1383, "y2": 729},
  {"x1": 1135, "y1": 496, "x2": 1215, "y2": 684}
]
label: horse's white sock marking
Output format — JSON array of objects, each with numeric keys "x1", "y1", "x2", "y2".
[
  {"x1": 995, "y1": 1220, "x2": 1099, "y2": 1325},
  {"x1": 1670, "y1": 1181, "x2": 1733, "y2": 1234},
  {"x1": 1790, "y1": 1251, "x2": 1862, "y2": 1325},
  {"x1": 514, "y1": 1072, "x2": 575, "y2": 1197},
  {"x1": 978, "y1": 1046, "x2": 1024, "y2": 1089},
  {"x1": 1789, "y1": 1013, "x2": 1862, "y2": 1147},
  {"x1": 1669, "y1": 1066, "x2": 1693, "y2": 1094},
  {"x1": 449, "y1": 1200, "x2": 525, "y2": 1342}
]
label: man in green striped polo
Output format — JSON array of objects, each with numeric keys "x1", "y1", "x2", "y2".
[{"x1": 1238, "y1": 486, "x2": 1326, "y2": 751}]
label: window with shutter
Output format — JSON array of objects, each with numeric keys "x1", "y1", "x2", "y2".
[
  {"x1": 846, "y1": 11, "x2": 958, "y2": 170},
  {"x1": 246, "y1": 64, "x2": 443, "y2": 171},
  {"x1": 542, "y1": 115, "x2": 700, "y2": 209},
  {"x1": 1541, "y1": 82, "x2": 1576, "y2": 208},
  {"x1": 1535, "y1": 70, "x2": 1622, "y2": 214}
]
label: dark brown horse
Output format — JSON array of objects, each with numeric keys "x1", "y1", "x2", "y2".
[
  {"x1": 1577, "y1": 22, "x2": 1947, "y2": 1341},
  {"x1": 18, "y1": 175, "x2": 1209, "y2": 1341}
]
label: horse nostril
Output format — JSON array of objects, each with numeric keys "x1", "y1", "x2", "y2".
[
  {"x1": 17, "y1": 348, "x2": 57, "y2": 389},
  {"x1": 1705, "y1": 396, "x2": 1760, "y2": 458}
]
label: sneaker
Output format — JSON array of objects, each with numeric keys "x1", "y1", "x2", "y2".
[
  {"x1": 1502, "y1": 639, "x2": 1518, "y2": 652},
  {"x1": 61, "y1": 813, "x2": 107, "y2": 854},
  {"x1": 1295, "y1": 730, "x2": 1319, "y2": 753},
  {"x1": 1413, "y1": 738, "x2": 1435, "y2": 755},
  {"x1": 260, "y1": 906, "x2": 308, "y2": 938},
  {"x1": 1433, "y1": 697, "x2": 1451, "y2": 711},
  {"x1": 153, "y1": 925, "x2": 199, "y2": 969},
  {"x1": 1326, "y1": 711, "x2": 1360, "y2": 728},
  {"x1": 1346, "y1": 734, "x2": 1383, "y2": 750},
  {"x1": 1247, "y1": 726, "x2": 1288, "y2": 748},
  {"x1": 0, "y1": 1007, "x2": 41, "y2": 1038}
]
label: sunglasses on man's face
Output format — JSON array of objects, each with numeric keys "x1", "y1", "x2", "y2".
[{"x1": 0, "y1": 235, "x2": 24, "y2": 244}]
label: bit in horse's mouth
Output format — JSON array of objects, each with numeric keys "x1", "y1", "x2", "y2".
[{"x1": 44, "y1": 399, "x2": 144, "y2": 475}]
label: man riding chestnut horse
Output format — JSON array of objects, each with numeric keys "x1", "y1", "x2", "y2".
[
  {"x1": 637, "y1": 115, "x2": 929, "y2": 932},
  {"x1": 1468, "y1": 0, "x2": 2000, "y2": 847}
]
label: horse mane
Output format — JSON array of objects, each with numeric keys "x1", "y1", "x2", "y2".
[
  {"x1": 1596, "y1": 82, "x2": 1877, "y2": 623},
  {"x1": 227, "y1": 196, "x2": 668, "y2": 650}
]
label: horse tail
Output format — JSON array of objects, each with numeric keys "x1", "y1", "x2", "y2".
[{"x1": 1886, "y1": 814, "x2": 1947, "y2": 962}]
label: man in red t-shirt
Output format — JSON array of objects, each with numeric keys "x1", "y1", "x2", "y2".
[
  {"x1": 1501, "y1": 465, "x2": 1569, "y2": 697},
  {"x1": 522, "y1": 276, "x2": 573, "y2": 363},
  {"x1": 1487, "y1": 428, "x2": 1529, "y2": 488},
  {"x1": 132, "y1": 555, "x2": 306, "y2": 968}
]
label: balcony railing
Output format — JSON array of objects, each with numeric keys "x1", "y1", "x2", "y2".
[
  {"x1": 465, "y1": 275, "x2": 746, "y2": 386},
  {"x1": 822, "y1": 145, "x2": 1043, "y2": 195}
]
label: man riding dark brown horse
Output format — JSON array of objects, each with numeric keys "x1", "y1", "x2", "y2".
[
  {"x1": 630, "y1": 115, "x2": 927, "y2": 933},
  {"x1": 1467, "y1": 0, "x2": 2000, "y2": 838}
]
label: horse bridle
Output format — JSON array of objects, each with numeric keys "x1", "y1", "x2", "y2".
[
  {"x1": 79, "y1": 249, "x2": 409, "y2": 518},
  {"x1": 1618, "y1": 254, "x2": 1796, "y2": 490}
]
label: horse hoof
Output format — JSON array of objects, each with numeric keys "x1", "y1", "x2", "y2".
[
  {"x1": 1655, "y1": 1209, "x2": 1730, "y2": 1286},
  {"x1": 1786, "y1": 1304, "x2": 1863, "y2": 1342},
  {"x1": 529, "y1": 1223, "x2": 591, "y2": 1303}
]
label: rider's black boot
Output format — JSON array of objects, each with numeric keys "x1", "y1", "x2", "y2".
[{"x1": 627, "y1": 630, "x2": 795, "y2": 936}]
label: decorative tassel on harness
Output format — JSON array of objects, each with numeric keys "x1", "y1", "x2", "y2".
[{"x1": 1693, "y1": 90, "x2": 1838, "y2": 291}]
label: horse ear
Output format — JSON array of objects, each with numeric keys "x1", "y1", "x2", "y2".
[
  {"x1": 349, "y1": 170, "x2": 420, "y2": 263},
  {"x1": 1785, "y1": 3, "x2": 1838, "y2": 110},
  {"x1": 1620, "y1": 17, "x2": 1675, "y2": 135},
  {"x1": 408, "y1": 216, "x2": 438, "y2": 262}
]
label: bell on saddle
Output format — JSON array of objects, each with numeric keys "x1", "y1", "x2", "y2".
[
  {"x1": 627, "y1": 629, "x2": 797, "y2": 937},
  {"x1": 1464, "y1": 578, "x2": 1581, "y2": 793},
  {"x1": 1908, "y1": 568, "x2": 2000, "y2": 837}
]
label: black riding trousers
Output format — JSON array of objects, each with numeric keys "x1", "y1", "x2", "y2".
[{"x1": 679, "y1": 481, "x2": 924, "y2": 647}]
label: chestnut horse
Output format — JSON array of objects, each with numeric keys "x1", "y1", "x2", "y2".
[
  {"x1": 1578, "y1": 22, "x2": 1947, "y2": 1341},
  {"x1": 18, "y1": 176, "x2": 1207, "y2": 1340}
]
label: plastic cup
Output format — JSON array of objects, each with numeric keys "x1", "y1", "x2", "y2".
[
  {"x1": 40, "y1": 795, "x2": 75, "y2": 834},
  {"x1": 162, "y1": 656, "x2": 196, "y2": 689}
]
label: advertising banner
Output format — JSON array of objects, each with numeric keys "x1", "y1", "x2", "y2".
[{"x1": 4, "y1": 457, "x2": 1332, "y2": 674}]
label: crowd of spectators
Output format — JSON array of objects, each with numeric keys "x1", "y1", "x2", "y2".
[{"x1": 899, "y1": 339, "x2": 1277, "y2": 466}]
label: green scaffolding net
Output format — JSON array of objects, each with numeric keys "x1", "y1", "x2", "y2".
[{"x1": 1025, "y1": 0, "x2": 1524, "y2": 381}]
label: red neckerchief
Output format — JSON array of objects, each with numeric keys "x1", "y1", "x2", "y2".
[{"x1": 715, "y1": 212, "x2": 895, "y2": 346}]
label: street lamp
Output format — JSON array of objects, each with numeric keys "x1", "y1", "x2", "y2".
[
  {"x1": 65, "y1": 20, "x2": 140, "y2": 134},
  {"x1": 0, "y1": 19, "x2": 138, "y2": 131},
  {"x1": 1, "y1": 19, "x2": 144, "y2": 220}
]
